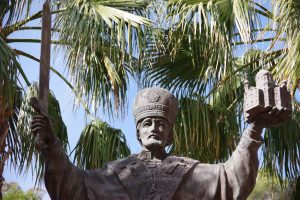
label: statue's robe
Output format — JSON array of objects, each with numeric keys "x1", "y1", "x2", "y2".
[{"x1": 43, "y1": 128, "x2": 262, "y2": 200}]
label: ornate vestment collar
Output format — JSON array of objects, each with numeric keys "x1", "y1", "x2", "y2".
[
  {"x1": 137, "y1": 150, "x2": 168, "y2": 161},
  {"x1": 106, "y1": 153, "x2": 199, "y2": 200}
]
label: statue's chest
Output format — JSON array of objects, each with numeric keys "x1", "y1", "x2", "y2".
[{"x1": 109, "y1": 156, "x2": 198, "y2": 200}]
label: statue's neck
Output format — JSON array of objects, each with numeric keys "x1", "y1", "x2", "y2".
[{"x1": 138, "y1": 149, "x2": 168, "y2": 161}]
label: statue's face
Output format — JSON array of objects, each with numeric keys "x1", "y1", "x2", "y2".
[{"x1": 138, "y1": 117, "x2": 171, "y2": 151}]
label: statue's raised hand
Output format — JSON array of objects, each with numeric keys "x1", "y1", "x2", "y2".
[
  {"x1": 30, "y1": 97, "x2": 57, "y2": 151},
  {"x1": 251, "y1": 106, "x2": 289, "y2": 128},
  {"x1": 243, "y1": 70, "x2": 292, "y2": 128}
]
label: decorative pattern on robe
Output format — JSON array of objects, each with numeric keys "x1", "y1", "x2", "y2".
[{"x1": 42, "y1": 128, "x2": 262, "y2": 200}]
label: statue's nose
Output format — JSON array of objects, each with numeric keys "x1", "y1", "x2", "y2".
[{"x1": 150, "y1": 120, "x2": 159, "y2": 132}]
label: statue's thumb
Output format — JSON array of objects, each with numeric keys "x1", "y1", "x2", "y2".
[{"x1": 29, "y1": 97, "x2": 47, "y2": 116}]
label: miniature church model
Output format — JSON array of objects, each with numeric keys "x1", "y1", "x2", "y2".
[{"x1": 243, "y1": 70, "x2": 292, "y2": 125}]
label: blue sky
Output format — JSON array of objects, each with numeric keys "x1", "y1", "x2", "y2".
[
  {"x1": 3, "y1": 1, "x2": 299, "y2": 199},
  {"x1": 3, "y1": 3, "x2": 142, "y2": 199},
  {"x1": 5, "y1": 31, "x2": 141, "y2": 200}
]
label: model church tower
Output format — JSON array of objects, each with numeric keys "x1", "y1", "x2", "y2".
[{"x1": 243, "y1": 70, "x2": 292, "y2": 125}]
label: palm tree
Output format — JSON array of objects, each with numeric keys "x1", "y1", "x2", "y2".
[
  {"x1": 0, "y1": 0, "x2": 151, "y2": 194},
  {"x1": 2, "y1": 0, "x2": 299, "y2": 195},
  {"x1": 0, "y1": 1, "x2": 33, "y2": 196},
  {"x1": 54, "y1": 0, "x2": 153, "y2": 116},
  {"x1": 143, "y1": 0, "x2": 300, "y2": 183}
]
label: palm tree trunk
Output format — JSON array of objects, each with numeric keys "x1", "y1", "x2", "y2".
[
  {"x1": 0, "y1": 97, "x2": 12, "y2": 199},
  {"x1": 297, "y1": 79, "x2": 300, "y2": 111}
]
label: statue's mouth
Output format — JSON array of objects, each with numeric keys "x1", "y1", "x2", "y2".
[{"x1": 148, "y1": 134, "x2": 159, "y2": 140}]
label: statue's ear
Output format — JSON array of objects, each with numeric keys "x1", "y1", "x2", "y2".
[
  {"x1": 137, "y1": 131, "x2": 140, "y2": 140},
  {"x1": 136, "y1": 129, "x2": 142, "y2": 145},
  {"x1": 167, "y1": 129, "x2": 174, "y2": 146}
]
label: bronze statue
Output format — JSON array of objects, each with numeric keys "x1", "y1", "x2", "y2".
[
  {"x1": 243, "y1": 69, "x2": 292, "y2": 125},
  {"x1": 30, "y1": 74, "x2": 291, "y2": 200}
]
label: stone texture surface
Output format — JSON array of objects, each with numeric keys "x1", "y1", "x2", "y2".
[
  {"x1": 244, "y1": 70, "x2": 292, "y2": 126},
  {"x1": 30, "y1": 86, "x2": 291, "y2": 200}
]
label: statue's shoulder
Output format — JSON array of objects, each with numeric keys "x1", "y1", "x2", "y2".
[
  {"x1": 105, "y1": 154, "x2": 139, "y2": 171},
  {"x1": 104, "y1": 154, "x2": 198, "y2": 170},
  {"x1": 165, "y1": 155, "x2": 199, "y2": 165}
]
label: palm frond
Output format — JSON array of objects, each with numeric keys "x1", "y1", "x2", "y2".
[
  {"x1": 170, "y1": 54, "x2": 247, "y2": 162},
  {"x1": 248, "y1": 169, "x2": 291, "y2": 199},
  {"x1": 144, "y1": 0, "x2": 263, "y2": 98},
  {"x1": 143, "y1": 42, "x2": 233, "y2": 99},
  {"x1": 17, "y1": 83, "x2": 68, "y2": 184},
  {"x1": 55, "y1": 0, "x2": 152, "y2": 117},
  {"x1": 270, "y1": 0, "x2": 300, "y2": 90},
  {"x1": 73, "y1": 119, "x2": 130, "y2": 170},
  {"x1": 173, "y1": 96, "x2": 239, "y2": 163},
  {"x1": 165, "y1": 0, "x2": 259, "y2": 59},
  {"x1": 97, "y1": 0, "x2": 148, "y2": 9},
  {"x1": 262, "y1": 107, "x2": 300, "y2": 182},
  {"x1": 0, "y1": 37, "x2": 20, "y2": 108},
  {"x1": 0, "y1": 0, "x2": 33, "y2": 28},
  {"x1": 5, "y1": 86, "x2": 22, "y2": 168}
]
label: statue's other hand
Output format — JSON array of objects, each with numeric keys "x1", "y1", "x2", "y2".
[
  {"x1": 30, "y1": 97, "x2": 47, "y2": 116},
  {"x1": 30, "y1": 97, "x2": 57, "y2": 150},
  {"x1": 251, "y1": 106, "x2": 289, "y2": 128}
]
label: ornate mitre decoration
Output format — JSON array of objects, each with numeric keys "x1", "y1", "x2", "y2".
[
  {"x1": 133, "y1": 88, "x2": 178, "y2": 125},
  {"x1": 243, "y1": 70, "x2": 292, "y2": 126}
]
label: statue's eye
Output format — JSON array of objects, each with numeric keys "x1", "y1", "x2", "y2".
[
  {"x1": 158, "y1": 121, "x2": 165, "y2": 127},
  {"x1": 142, "y1": 120, "x2": 152, "y2": 127}
]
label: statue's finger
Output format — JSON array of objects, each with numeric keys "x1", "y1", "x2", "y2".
[
  {"x1": 31, "y1": 118, "x2": 47, "y2": 126},
  {"x1": 32, "y1": 114, "x2": 44, "y2": 119},
  {"x1": 32, "y1": 115, "x2": 47, "y2": 121},
  {"x1": 254, "y1": 107, "x2": 272, "y2": 120},
  {"x1": 31, "y1": 122, "x2": 46, "y2": 129},
  {"x1": 32, "y1": 127, "x2": 43, "y2": 132},
  {"x1": 274, "y1": 107, "x2": 284, "y2": 118},
  {"x1": 32, "y1": 127, "x2": 43, "y2": 135},
  {"x1": 29, "y1": 97, "x2": 48, "y2": 116},
  {"x1": 29, "y1": 97, "x2": 41, "y2": 113},
  {"x1": 268, "y1": 107, "x2": 278, "y2": 118},
  {"x1": 278, "y1": 108, "x2": 290, "y2": 121},
  {"x1": 280, "y1": 80, "x2": 288, "y2": 88},
  {"x1": 32, "y1": 114, "x2": 53, "y2": 128}
]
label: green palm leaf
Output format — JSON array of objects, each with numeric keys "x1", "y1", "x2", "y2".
[
  {"x1": 270, "y1": 0, "x2": 300, "y2": 91},
  {"x1": 145, "y1": 37, "x2": 299, "y2": 183},
  {"x1": 173, "y1": 97, "x2": 239, "y2": 163},
  {"x1": 17, "y1": 83, "x2": 68, "y2": 184},
  {"x1": 263, "y1": 108, "x2": 300, "y2": 182},
  {"x1": 55, "y1": 0, "x2": 152, "y2": 117},
  {"x1": 164, "y1": 0, "x2": 258, "y2": 65},
  {"x1": 2, "y1": 86, "x2": 22, "y2": 168},
  {"x1": 73, "y1": 119, "x2": 130, "y2": 170},
  {"x1": 0, "y1": 37, "x2": 20, "y2": 108},
  {"x1": 0, "y1": 0, "x2": 33, "y2": 27},
  {"x1": 144, "y1": 1, "x2": 274, "y2": 97}
]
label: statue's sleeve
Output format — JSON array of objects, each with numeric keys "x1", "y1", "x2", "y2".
[
  {"x1": 41, "y1": 141, "x2": 130, "y2": 200},
  {"x1": 41, "y1": 141, "x2": 88, "y2": 200},
  {"x1": 174, "y1": 128, "x2": 262, "y2": 200}
]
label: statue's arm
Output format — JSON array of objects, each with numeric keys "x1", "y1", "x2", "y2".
[
  {"x1": 221, "y1": 123, "x2": 263, "y2": 198},
  {"x1": 43, "y1": 143, "x2": 89, "y2": 199},
  {"x1": 31, "y1": 112, "x2": 89, "y2": 200},
  {"x1": 37, "y1": 137, "x2": 129, "y2": 199},
  {"x1": 30, "y1": 98, "x2": 129, "y2": 199},
  {"x1": 222, "y1": 106, "x2": 289, "y2": 199},
  {"x1": 174, "y1": 124, "x2": 262, "y2": 200}
]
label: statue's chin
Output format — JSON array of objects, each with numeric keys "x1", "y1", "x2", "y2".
[{"x1": 142, "y1": 138, "x2": 165, "y2": 151}]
